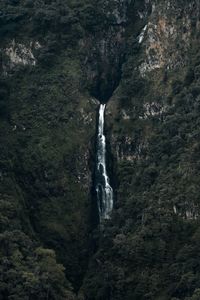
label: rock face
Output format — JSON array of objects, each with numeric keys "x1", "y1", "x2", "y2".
[
  {"x1": 1, "y1": 0, "x2": 200, "y2": 299},
  {"x1": 108, "y1": 0, "x2": 199, "y2": 164},
  {"x1": 80, "y1": 3, "x2": 127, "y2": 102},
  {"x1": 82, "y1": 1, "x2": 200, "y2": 300},
  {"x1": 0, "y1": 1, "x2": 99, "y2": 293},
  {"x1": 5, "y1": 40, "x2": 37, "y2": 66},
  {"x1": 139, "y1": 0, "x2": 198, "y2": 75}
]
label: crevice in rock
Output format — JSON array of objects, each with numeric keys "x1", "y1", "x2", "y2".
[
  {"x1": 90, "y1": 65, "x2": 123, "y2": 103},
  {"x1": 76, "y1": 0, "x2": 152, "y2": 293}
]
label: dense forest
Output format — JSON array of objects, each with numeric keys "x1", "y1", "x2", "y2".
[{"x1": 1, "y1": 0, "x2": 200, "y2": 299}]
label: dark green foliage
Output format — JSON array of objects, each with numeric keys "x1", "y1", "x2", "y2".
[
  {"x1": 0, "y1": 231, "x2": 75, "y2": 300},
  {"x1": 0, "y1": 78, "x2": 9, "y2": 117},
  {"x1": 82, "y1": 5, "x2": 200, "y2": 300},
  {"x1": 1, "y1": 0, "x2": 200, "y2": 299},
  {"x1": 0, "y1": 0, "x2": 99, "y2": 296},
  {"x1": 184, "y1": 67, "x2": 194, "y2": 86}
]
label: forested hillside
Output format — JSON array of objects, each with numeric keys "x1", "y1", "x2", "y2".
[{"x1": 1, "y1": 0, "x2": 200, "y2": 299}]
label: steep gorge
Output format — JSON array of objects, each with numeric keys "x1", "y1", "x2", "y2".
[
  {"x1": 82, "y1": 1, "x2": 200, "y2": 300},
  {"x1": 1, "y1": 0, "x2": 200, "y2": 299}
]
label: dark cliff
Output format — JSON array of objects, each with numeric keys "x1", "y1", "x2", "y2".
[{"x1": 1, "y1": 1, "x2": 200, "y2": 300}]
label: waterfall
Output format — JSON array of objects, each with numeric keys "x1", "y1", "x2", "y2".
[{"x1": 95, "y1": 104, "x2": 113, "y2": 221}]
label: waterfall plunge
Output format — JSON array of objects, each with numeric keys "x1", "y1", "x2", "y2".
[{"x1": 95, "y1": 104, "x2": 113, "y2": 221}]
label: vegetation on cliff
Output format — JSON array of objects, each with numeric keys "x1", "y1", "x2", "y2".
[
  {"x1": 1, "y1": 0, "x2": 200, "y2": 300},
  {"x1": 83, "y1": 2, "x2": 200, "y2": 300}
]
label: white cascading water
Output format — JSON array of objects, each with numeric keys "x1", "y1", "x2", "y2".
[{"x1": 96, "y1": 104, "x2": 113, "y2": 221}]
